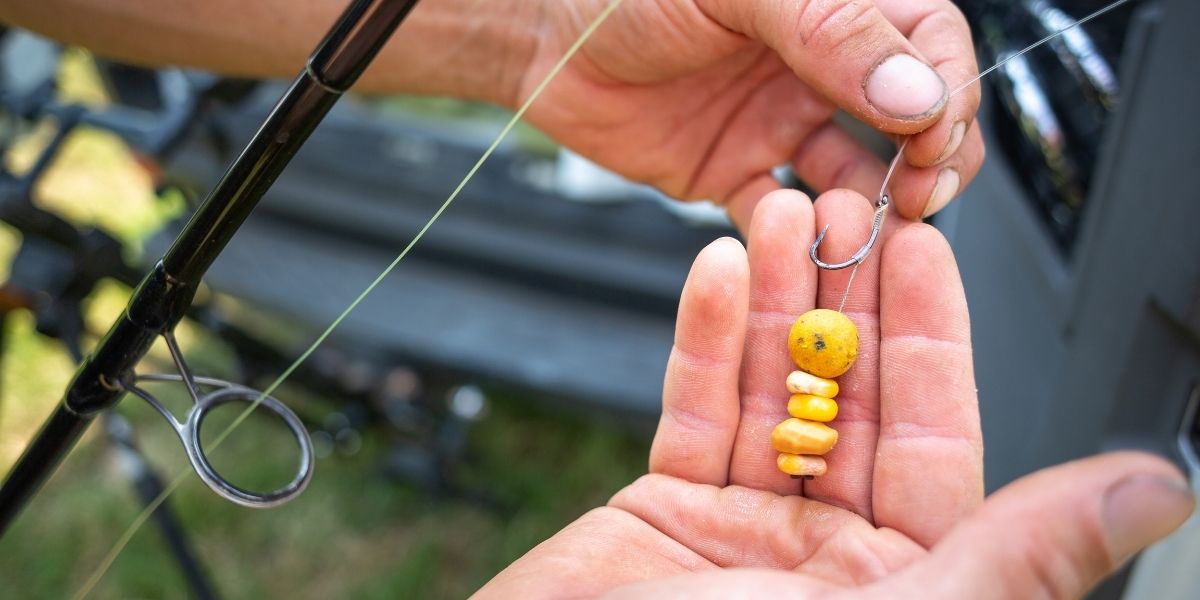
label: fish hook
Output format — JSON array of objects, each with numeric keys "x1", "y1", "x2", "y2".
[
  {"x1": 809, "y1": 193, "x2": 890, "y2": 271},
  {"x1": 810, "y1": 134, "x2": 908, "y2": 272}
]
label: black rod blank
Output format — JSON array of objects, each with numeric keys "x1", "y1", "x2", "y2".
[{"x1": 0, "y1": 0, "x2": 421, "y2": 534}]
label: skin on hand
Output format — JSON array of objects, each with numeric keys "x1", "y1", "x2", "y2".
[
  {"x1": 2, "y1": 0, "x2": 984, "y2": 227},
  {"x1": 473, "y1": 190, "x2": 1194, "y2": 600},
  {"x1": 519, "y1": 0, "x2": 987, "y2": 229}
]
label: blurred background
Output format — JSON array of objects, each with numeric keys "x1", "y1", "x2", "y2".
[{"x1": 0, "y1": 0, "x2": 1197, "y2": 598}]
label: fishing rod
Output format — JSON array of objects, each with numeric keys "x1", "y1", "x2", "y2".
[{"x1": 0, "y1": 0, "x2": 422, "y2": 533}]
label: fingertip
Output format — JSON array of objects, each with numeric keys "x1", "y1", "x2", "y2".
[
  {"x1": 748, "y1": 188, "x2": 815, "y2": 238},
  {"x1": 1103, "y1": 471, "x2": 1195, "y2": 566},
  {"x1": 900, "y1": 68, "x2": 982, "y2": 169},
  {"x1": 880, "y1": 221, "x2": 969, "y2": 344},
  {"x1": 683, "y1": 236, "x2": 748, "y2": 331},
  {"x1": 863, "y1": 53, "x2": 948, "y2": 129},
  {"x1": 705, "y1": 235, "x2": 748, "y2": 264},
  {"x1": 693, "y1": 234, "x2": 748, "y2": 292},
  {"x1": 757, "y1": 188, "x2": 814, "y2": 213},
  {"x1": 888, "y1": 122, "x2": 983, "y2": 220},
  {"x1": 882, "y1": 220, "x2": 954, "y2": 263},
  {"x1": 1093, "y1": 450, "x2": 1191, "y2": 486},
  {"x1": 813, "y1": 187, "x2": 875, "y2": 215},
  {"x1": 876, "y1": 0, "x2": 981, "y2": 165},
  {"x1": 658, "y1": 236, "x2": 749, "y2": 485}
]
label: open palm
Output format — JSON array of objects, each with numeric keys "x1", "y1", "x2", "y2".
[{"x1": 475, "y1": 191, "x2": 1193, "y2": 599}]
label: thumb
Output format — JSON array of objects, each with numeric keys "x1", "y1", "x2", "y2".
[
  {"x1": 697, "y1": 0, "x2": 947, "y2": 133},
  {"x1": 875, "y1": 452, "x2": 1194, "y2": 599}
]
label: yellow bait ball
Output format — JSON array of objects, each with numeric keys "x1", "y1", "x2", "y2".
[{"x1": 787, "y1": 309, "x2": 858, "y2": 378}]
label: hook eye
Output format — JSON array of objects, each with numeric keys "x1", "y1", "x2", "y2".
[{"x1": 182, "y1": 386, "x2": 314, "y2": 508}]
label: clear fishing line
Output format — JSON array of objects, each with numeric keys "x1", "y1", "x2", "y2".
[{"x1": 834, "y1": 0, "x2": 1132, "y2": 306}]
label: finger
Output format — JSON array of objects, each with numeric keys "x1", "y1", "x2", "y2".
[
  {"x1": 727, "y1": 190, "x2": 817, "y2": 495},
  {"x1": 888, "y1": 121, "x2": 985, "y2": 219},
  {"x1": 698, "y1": 0, "x2": 949, "y2": 134},
  {"x1": 724, "y1": 174, "x2": 783, "y2": 236},
  {"x1": 875, "y1": 0, "x2": 981, "y2": 168},
  {"x1": 688, "y1": 61, "x2": 834, "y2": 209},
  {"x1": 602, "y1": 568, "x2": 834, "y2": 600},
  {"x1": 872, "y1": 222, "x2": 981, "y2": 546},
  {"x1": 609, "y1": 474, "x2": 925, "y2": 584},
  {"x1": 478, "y1": 506, "x2": 713, "y2": 599},
  {"x1": 651, "y1": 237, "x2": 750, "y2": 486},
  {"x1": 791, "y1": 121, "x2": 889, "y2": 199},
  {"x1": 875, "y1": 453, "x2": 1195, "y2": 600},
  {"x1": 803, "y1": 189, "x2": 892, "y2": 519}
]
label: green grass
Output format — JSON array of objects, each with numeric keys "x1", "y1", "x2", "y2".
[
  {"x1": 0, "y1": 50, "x2": 652, "y2": 599},
  {"x1": 0, "y1": 371, "x2": 649, "y2": 598}
]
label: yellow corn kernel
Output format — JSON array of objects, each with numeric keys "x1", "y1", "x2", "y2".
[
  {"x1": 770, "y1": 418, "x2": 838, "y2": 455},
  {"x1": 777, "y1": 453, "x2": 828, "y2": 477},
  {"x1": 787, "y1": 394, "x2": 839, "y2": 422},
  {"x1": 786, "y1": 370, "x2": 839, "y2": 398}
]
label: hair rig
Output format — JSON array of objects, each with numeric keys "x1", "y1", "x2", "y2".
[{"x1": 773, "y1": 143, "x2": 903, "y2": 478}]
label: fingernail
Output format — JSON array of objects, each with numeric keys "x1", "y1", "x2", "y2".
[
  {"x1": 865, "y1": 54, "x2": 947, "y2": 120},
  {"x1": 923, "y1": 168, "x2": 960, "y2": 218},
  {"x1": 935, "y1": 121, "x2": 967, "y2": 164},
  {"x1": 1102, "y1": 474, "x2": 1195, "y2": 564}
]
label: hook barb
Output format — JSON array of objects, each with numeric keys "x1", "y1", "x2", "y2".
[{"x1": 809, "y1": 194, "x2": 890, "y2": 271}]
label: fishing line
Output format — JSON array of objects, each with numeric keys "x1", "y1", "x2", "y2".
[
  {"x1": 75, "y1": 0, "x2": 1132, "y2": 595},
  {"x1": 837, "y1": 136, "x2": 907, "y2": 312},
  {"x1": 834, "y1": 0, "x2": 1133, "y2": 307},
  {"x1": 71, "y1": 0, "x2": 626, "y2": 596},
  {"x1": 951, "y1": 0, "x2": 1131, "y2": 97}
]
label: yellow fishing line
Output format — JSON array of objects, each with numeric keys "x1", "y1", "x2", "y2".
[
  {"x1": 73, "y1": 0, "x2": 1134, "y2": 594},
  {"x1": 71, "y1": 1, "x2": 626, "y2": 597}
]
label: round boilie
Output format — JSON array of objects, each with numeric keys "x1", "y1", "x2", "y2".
[{"x1": 787, "y1": 309, "x2": 858, "y2": 378}]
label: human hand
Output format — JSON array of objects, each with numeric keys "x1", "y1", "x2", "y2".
[
  {"x1": 518, "y1": 0, "x2": 986, "y2": 230},
  {"x1": 473, "y1": 190, "x2": 1194, "y2": 599}
]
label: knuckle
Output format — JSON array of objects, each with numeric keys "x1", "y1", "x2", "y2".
[
  {"x1": 793, "y1": 0, "x2": 880, "y2": 49},
  {"x1": 1014, "y1": 541, "x2": 1077, "y2": 600},
  {"x1": 908, "y1": 1, "x2": 972, "y2": 43},
  {"x1": 1008, "y1": 525, "x2": 1114, "y2": 600},
  {"x1": 942, "y1": 1, "x2": 972, "y2": 38},
  {"x1": 924, "y1": 4, "x2": 970, "y2": 39}
]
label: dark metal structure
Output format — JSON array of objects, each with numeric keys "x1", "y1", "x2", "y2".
[{"x1": 944, "y1": 0, "x2": 1198, "y2": 597}]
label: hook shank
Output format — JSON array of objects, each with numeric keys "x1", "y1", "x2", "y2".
[{"x1": 809, "y1": 194, "x2": 891, "y2": 271}]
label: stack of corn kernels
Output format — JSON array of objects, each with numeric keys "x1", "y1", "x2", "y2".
[
  {"x1": 773, "y1": 371, "x2": 840, "y2": 477},
  {"x1": 772, "y1": 308, "x2": 858, "y2": 478}
]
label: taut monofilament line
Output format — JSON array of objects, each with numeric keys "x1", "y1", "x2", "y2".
[{"x1": 39, "y1": 0, "x2": 1134, "y2": 595}]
